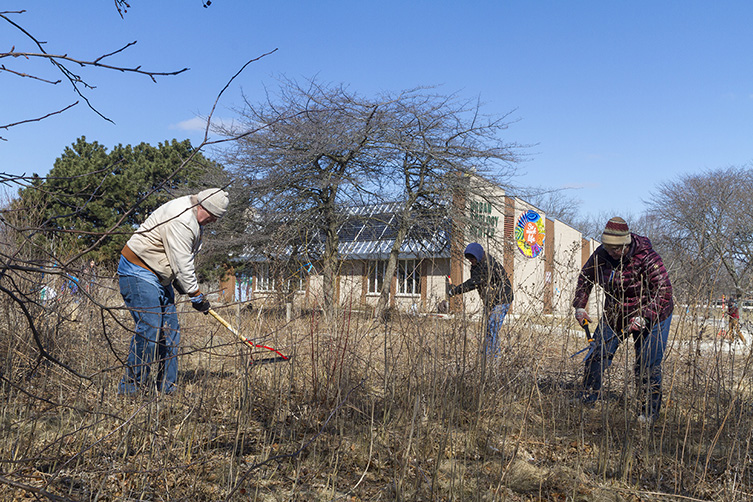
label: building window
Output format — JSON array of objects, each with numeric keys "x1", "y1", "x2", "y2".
[
  {"x1": 255, "y1": 263, "x2": 274, "y2": 292},
  {"x1": 368, "y1": 260, "x2": 387, "y2": 294},
  {"x1": 368, "y1": 259, "x2": 421, "y2": 296},
  {"x1": 255, "y1": 263, "x2": 307, "y2": 293},
  {"x1": 397, "y1": 259, "x2": 421, "y2": 296}
]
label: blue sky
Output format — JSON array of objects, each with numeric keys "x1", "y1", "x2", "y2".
[{"x1": 3, "y1": 1, "x2": 752, "y2": 218}]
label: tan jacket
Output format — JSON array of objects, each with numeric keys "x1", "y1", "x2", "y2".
[{"x1": 124, "y1": 195, "x2": 203, "y2": 294}]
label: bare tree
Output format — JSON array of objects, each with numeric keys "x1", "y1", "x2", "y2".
[
  {"x1": 373, "y1": 92, "x2": 520, "y2": 317},
  {"x1": 220, "y1": 79, "x2": 390, "y2": 316},
  {"x1": 569, "y1": 210, "x2": 648, "y2": 241},
  {"x1": 221, "y1": 80, "x2": 522, "y2": 317},
  {"x1": 646, "y1": 165, "x2": 753, "y2": 302},
  {"x1": 519, "y1": 187, "x2": 583, "y2": 226}
]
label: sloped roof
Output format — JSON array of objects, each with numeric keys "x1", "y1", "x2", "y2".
[
  {"x1": 240, "y1": 201, "x2": 451, "y2": 262},
  {"x1": 338, "y1": 202, "x2": 450, "y2": 260}
]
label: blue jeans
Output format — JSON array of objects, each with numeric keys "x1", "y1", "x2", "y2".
[
  {"x1": 117, "y1": 256, "x2": 180, "y2": 395},
  {"x1": 583, "y1": 314, "x2": 672, "y2": 417},
  {"x1": 484, "y1": 303, "x2": 510, "y2": 355}
]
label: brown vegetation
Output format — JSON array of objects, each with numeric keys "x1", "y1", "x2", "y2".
[{"x1": 1, "y1": 281, "x2": 752, "y2": 501}]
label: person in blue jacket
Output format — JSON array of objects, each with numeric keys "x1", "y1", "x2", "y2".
[{"x1": 449, "y1": 242, "x2": 514, "y2": 354}]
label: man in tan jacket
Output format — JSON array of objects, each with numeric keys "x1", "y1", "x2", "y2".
[{"x1": 118, "y1": 188, "x2": 229, "y2": 395}]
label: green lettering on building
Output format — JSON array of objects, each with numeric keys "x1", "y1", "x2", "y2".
[{"x1": 468, "y1": 200, "x2": 498, "y2": 238}]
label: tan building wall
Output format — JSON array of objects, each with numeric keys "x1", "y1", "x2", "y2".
[{"x1": 549, "y1": 218, "x2": 584, "y2": 316}]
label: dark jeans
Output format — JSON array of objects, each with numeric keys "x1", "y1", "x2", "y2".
[
  {"x1": 583, "y1": 314, "x2": 672, "y2": 417},
  {"x1": 118, "y1": 273, "x2": 180, "y2": 395}
]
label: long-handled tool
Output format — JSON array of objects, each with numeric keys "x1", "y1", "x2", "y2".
[
  {"x1": 208, "y1": 308, "x2": 290, "y2": 365},
  {"x1": 570, "y1": 320, "x2": 595, "y2": 360}
]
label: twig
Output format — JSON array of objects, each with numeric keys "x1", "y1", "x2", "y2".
[
  {"x1": 0, "y1": 474, "x2": 76, "y2": 502},
  {"x1": 223, "y1": 378, "x2": 366, "y2": 501},
  {"x1": 0, "y1": 102, "x2": 78, "y2": 131}
]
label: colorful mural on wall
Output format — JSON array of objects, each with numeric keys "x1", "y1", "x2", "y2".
[{"x1": 515, "y1": 210, "x2": 545, "y2": 258}]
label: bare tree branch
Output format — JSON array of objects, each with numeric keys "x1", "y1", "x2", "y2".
[{"x1": 1, "y1": 9, "x2": 189, "y2": 127}]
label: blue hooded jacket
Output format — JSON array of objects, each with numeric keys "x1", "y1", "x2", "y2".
[
  {"x1": 464, "y1": 242, "x2": 485, "y2": 262},
  {"x1": 451, "y1": 242, "x2": 514, "y2": 308}
]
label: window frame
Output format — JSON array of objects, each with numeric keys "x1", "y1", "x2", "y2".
[
  {"x1": 396, "y1": 258, "x2": 421, "y2": 296},
  {"x1": 367, "y1": 259, "x2": 387, "y2": 295}
]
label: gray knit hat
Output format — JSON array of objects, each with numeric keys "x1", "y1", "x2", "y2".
[
  {"x1": 197, "y1": 188, "x2": 229, "y2": 218},
  {"x1": 601, "y1": 216, "x2": 631, "y2": 246}
]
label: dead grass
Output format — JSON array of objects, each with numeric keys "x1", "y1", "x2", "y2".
[{"x1": 1, "y1": 283, "x2": 753, "y2": 501}]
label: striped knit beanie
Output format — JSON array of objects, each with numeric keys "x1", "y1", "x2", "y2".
[{"x1": 601, "y1": 217, "x2": 631, "y2": 246}]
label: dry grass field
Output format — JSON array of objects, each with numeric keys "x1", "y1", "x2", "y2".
[{"x1": 1, "y1": 279, "x2": 752, "y2": 501}]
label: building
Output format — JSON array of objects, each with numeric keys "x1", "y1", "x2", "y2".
[{"x1": 222, "y1": 181, "x2": 600, "y2": 319}]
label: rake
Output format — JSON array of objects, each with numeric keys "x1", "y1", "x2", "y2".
[{"x1": 208, "y1": 308, "x2": 290, "y2": 365}]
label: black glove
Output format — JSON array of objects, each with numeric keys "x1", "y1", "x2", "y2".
[
  {"x1": 191, "y1": 293, "x2": 211, "y2": 314},
  {"x1": 192, "y1": 299, "x2": 211, "y2": 314}
]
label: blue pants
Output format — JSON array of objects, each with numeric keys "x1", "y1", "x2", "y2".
[
  {"x1": 484, "y1": 303, "x2": 510, "y2": 355},
  {"x1": 584, "y1": 314, "x2": 672, "y2": 417},
  {"x1": 118, "y1": 271, "x2": 180, "y2": 395}
]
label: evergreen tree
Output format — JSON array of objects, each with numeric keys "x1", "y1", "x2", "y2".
[{"x1": 16, "y1": 136, "x2": 226, "y2": 267}]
